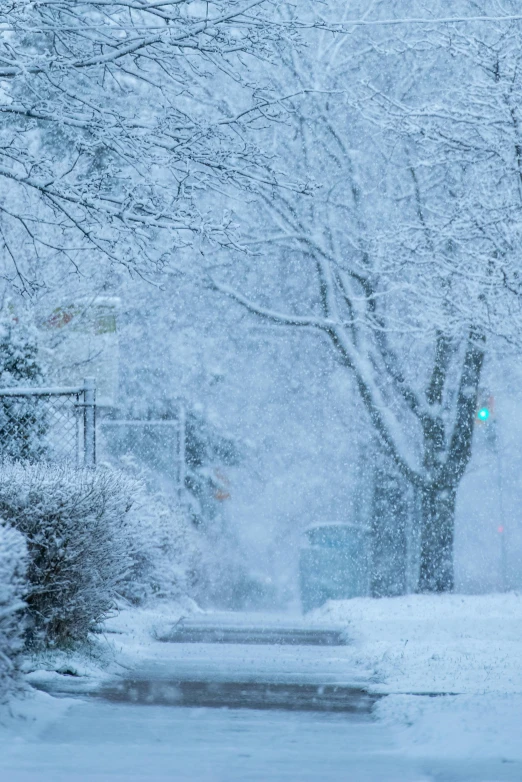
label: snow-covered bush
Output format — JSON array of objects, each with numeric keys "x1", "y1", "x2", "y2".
[
  {"x1": 0, "y1": 462, "x2": 137, "y2": 648},
  {"x1": 120, "y1": 489, "x2": 197, "y2": 605},
  {"x1": 113, "y1": 458, "x2": 200, "y2": 605},
  {"x1": 0, "y1": 521, "x2": 27, "y2": 698}
]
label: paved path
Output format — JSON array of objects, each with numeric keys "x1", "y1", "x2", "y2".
[
  {"x1": 1, "y1": 699, "x2": 428, "y2": 782},
  {"x1": 102, "y1": 612, "x2": 373, "y2": 712},
  {"x1": 4, "y1": 612, "x2": 521, "y2": 781}
]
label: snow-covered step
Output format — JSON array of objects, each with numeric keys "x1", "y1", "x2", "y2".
[
  {"x1": 155, "y1": 611, "x2": 347, "y2": 646},
  {"x1": 156, "y1": 625, "x2": 346, "y2": 645},
  {"x1": 100, "y1": 678, "x2": 377, "y2": 713},
  {"x1": 97, "y1": 627, "x2": 372, "y2": 710},
  {"x1": 28, "y1": 612, "x2": 370, "y2": 712}
]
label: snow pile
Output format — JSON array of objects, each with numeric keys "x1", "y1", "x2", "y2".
[
  {"x1": 377, "y1": 691, "x2": 522, "y2": 763},
  {"x1": 0, "y1": 522, "x2": 27, "y2": 698},
  {"x1": 318, "y1": 593, "x2": 522, "y2": 695},
  {"x1": 318, "y1": 593, "x2": 522, "y2": 761},
  {"x1": 0, "y1": 688, "x2": 74, "y2": 743},
  {"x1": 21, "y1": 599, "x2": 200, "y2": 699},
  {"x1": 0, "y1": 462, "x2": 137, "y2": 649}
]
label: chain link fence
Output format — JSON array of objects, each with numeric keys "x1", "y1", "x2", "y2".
[{"x1": 0, "y1": 378, "x2": 96, "y2": 467}]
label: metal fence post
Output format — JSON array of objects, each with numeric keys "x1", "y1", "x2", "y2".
[
  {"x1": 83, "y1": 376, "x2": 96, "y2": 467},
  {"x1": 177, "y1": 401, "x2": 186, "y2": 504}
]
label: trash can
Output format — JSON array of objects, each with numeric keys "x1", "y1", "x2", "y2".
[{"x1": 299, "y1": 524, "x2": 370, "y2": 613}]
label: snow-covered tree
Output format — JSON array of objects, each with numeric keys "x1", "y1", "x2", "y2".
[
  {"x1": 210, "y1": 1, "x2": 522, "y2": 592},
  {"x1": 0, "y1": 307, "x2": 48, "y2": 461}
]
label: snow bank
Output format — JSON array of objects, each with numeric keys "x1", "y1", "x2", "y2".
[
  {"x1": 317, "y1": 593, "x2": 522, "y2": 761},
  {"x1": 22, "y1": 599, "x2": 201, "y2": 697},
  {"x1": 0, "y1": 688, "x2": 74, "y2": 743},
  {"x1": 377, "y1": 692, "x2": 522, "y2": 762},
  {"x1": 317, "y1": 592, "x2": 522, "y2": 695}
]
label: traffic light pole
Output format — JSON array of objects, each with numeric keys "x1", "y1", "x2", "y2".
[
  {"x1": 496, "y1": 441, "x2": 507, "y2": 592},
  {"x1": 476, "y1": 391, "x2": 507, "y2": 590}
]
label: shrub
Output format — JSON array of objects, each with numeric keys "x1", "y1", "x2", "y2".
[
  {"x1": 106, "y1": 454, "x2": 199, "y2": 606},
  {"x1": 0, "y1": 462, "x2": 137, "y2": 648},
  {"x1": 0, "y1": 521, "x2": 27, "y2": 698},
  {"x1": 121, "y1": 484, "x2": 199, "y2": 605}
]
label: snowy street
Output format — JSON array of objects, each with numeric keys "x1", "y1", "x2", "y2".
[{"x1": 13, "y1": 697, "x2": 522, "y2": 782}]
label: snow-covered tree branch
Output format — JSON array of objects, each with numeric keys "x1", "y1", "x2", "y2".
[{"x1": 0, "y1": 0, "x2": 304, "y2": 292}]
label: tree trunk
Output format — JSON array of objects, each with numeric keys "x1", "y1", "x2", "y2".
[
  {"x1": 418, "y1": 483, "x2": 457, "y2": 592},
  {"x1": 371, "y1": 465, "x2": 408, "y2": 597}
]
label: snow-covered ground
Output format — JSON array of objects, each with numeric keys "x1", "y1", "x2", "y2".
[
  {"x1": 0, "y1": 697, "x2": 436, "y2": 782},
  {"x1": 17, "y1": 600, "x2": 197, "y2": 692},
  {"x1": 316, "y1": 592, "x2": 522, "y2": 765},
  {"x1": 22, "y1": 606, "x2": 370, "y2": 703},
  {"x1": 0, "y1": 605, "x2": 422, "y2": 782},
  {"x1": 1, "y1": 596, "x2": 521, "y2": 780}
]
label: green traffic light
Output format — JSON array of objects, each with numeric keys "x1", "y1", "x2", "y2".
[{"x1": 477, "y1": 407, "x2": 490, "y2": 421}]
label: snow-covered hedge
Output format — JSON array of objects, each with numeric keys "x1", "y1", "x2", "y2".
[
  {"x1": 0, "y1": 462, "x2": 137, "y2": 648},
  {"x1": 0, "y1": 521, "x2": 27, "y2": 698}
]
